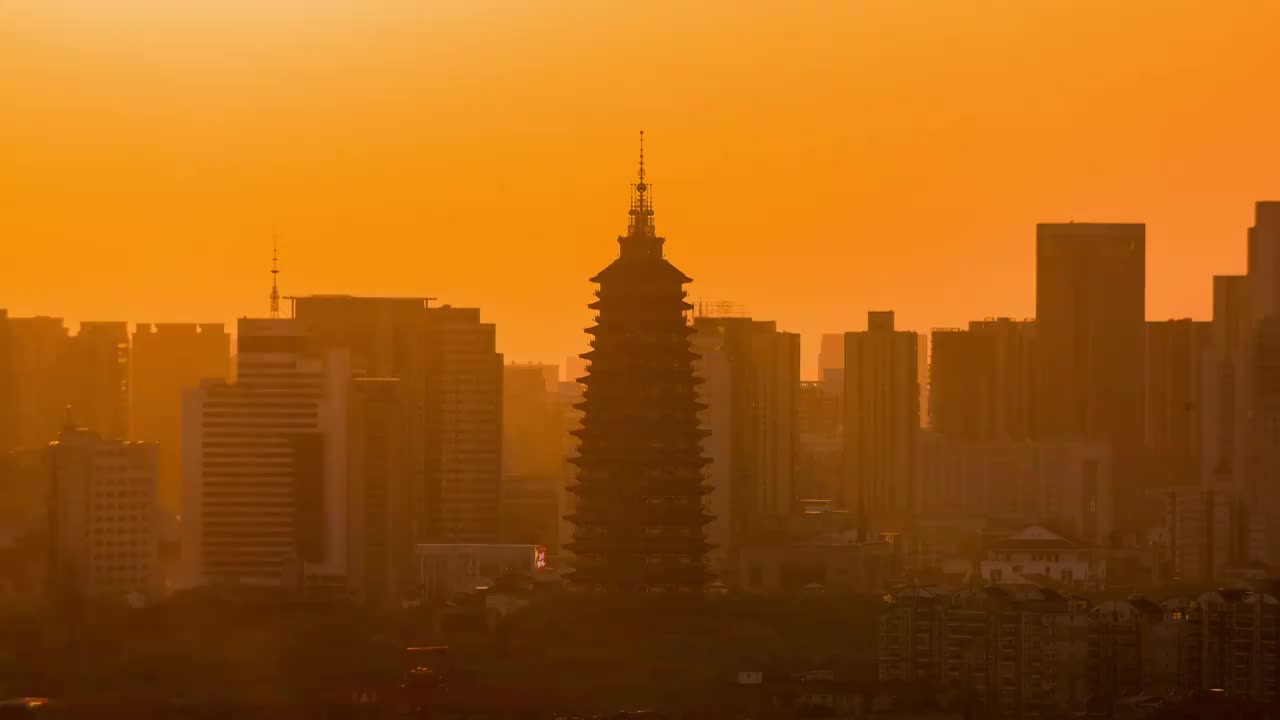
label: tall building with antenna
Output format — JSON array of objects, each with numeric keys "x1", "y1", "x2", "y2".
[{"x1": 568, "y1": 133, "x2": 712, "y2": 592}]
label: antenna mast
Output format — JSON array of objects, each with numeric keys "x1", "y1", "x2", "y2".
[{"x1": 270, "y1": 236, "x2": 280, "y2": 319}]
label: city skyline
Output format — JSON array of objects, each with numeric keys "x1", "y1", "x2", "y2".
[{"x1": 5, "y1": 2, "x2": 1280, "y2": 374}]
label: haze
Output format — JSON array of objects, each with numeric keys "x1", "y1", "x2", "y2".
[{"x1": 3, "y1": 0, "x2": 1280, "y2": 372}]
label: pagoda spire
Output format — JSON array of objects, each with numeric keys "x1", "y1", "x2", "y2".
[{"x1": 627, "y1": 130, "x2": 655, "y2": 239}]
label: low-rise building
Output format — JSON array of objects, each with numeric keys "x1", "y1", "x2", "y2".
[
  {"x1": 415, "y1": 543, "x2": 547, "y2": 603},
  {"x1": 978, "y1": 525, "x2": 1106, "y2": 591}
]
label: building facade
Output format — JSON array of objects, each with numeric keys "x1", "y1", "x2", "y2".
[
  {"x1": 692, "y1": 315, "x2": 799, "y2": 545},
  {"x1": 1035, "y1": 223, "x2": 1146, "y2": 529},
  {"x1": 1145, "y1": 319, "x2": 1211, "y2": 489},
  {"x1": 49, "y1": 427, "x2": 160, "y2": 603},
  {"x1": 181, "y1": 318, "x2": 350, "y2": 589},
  {"x1": 843, "y1": 311, "x2": 919, "y2": 536}
]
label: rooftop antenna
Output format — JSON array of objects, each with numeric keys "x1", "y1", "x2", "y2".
[{"x1": 270, "y1": 235, "x2": 281, "y2": 319}]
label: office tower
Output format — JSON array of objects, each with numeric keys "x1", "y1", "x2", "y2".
[
  {"x1": 6, "y1": 316, "x2": 69, "y2": 449},
  {"x1": 182, "y1": 318, "x2": 350, "y2": 590},
  {"x1": 930, "y1": 319, "x2": 1035, "y2": 441},
  {"x1": 63, "y1": 321, "x2": 130, "y2": 441},
  {"x1": 293, "y1": 296, "x2": 504, "y2": 547},
  {"x1": 843, "y1": 311, "x2": 919, "y2": 535},
  {"x1": 49, "y1": 426, "x2": 159, "y2": 604},
  {"x1": 818, "y1": 333, "x2": 844, "y2": 383},
  {"x1": 692, "y1": 315, "x2": 799, "y2": 541},
  {"x1": 423, "y1": 305, "x2": 503, "y2": 544},
  {"x1": 1035, "y1": 223, "x2": 1146, "y2": 529},
  {"x1": 569, "y1": 138, "x2": 712, "y2": 592},
  {"x1": 130, "y1": 323, "x2": 230, "y2": 515},
  {"x1": 1145, "y1": 319, "x2": 1211, "y2": 489},
  {"x1": 347, "y1": 378, "x2": 407, "y2": 608}
]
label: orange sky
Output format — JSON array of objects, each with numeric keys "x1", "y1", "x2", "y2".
[{"x1": 3, "y1": 0, "x2": 1280, "y2": 377}]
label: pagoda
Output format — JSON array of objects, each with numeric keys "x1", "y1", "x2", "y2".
[{"x1": 568, "y1": 133, "x2": 712, "y2": 592}]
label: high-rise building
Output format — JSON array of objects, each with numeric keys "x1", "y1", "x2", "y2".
[
  {"x1": 181, "y1": 318, "x2": 350, "y2": 590},
  {"x1": 1035, "y1": 223, "x2": 1146, "y2": 529},
  {"x1": 568, "y1": 138, "x2": 711, "y2": 592},
  {"x1": 692, "y1": 316, "x2": 799, "y2": 544},
  {"x1": 6, "y1": 316, "x2": 69, "y2": 450},
  {"x1": 930, "y1": 319, "x2": 1035, "y2": 442},
  {"x1": 1250, "y1": 316, "x2": 1280, "y2": 566},
  {"x1": 347, "y1": 377, "x2": 408, "y2": 608},
  {"x1": 63, "y1": 321, "x2": 130, "y2": 441},
  {"x1": 49, "y1": 426, "x2": 160, "y2": 604},
  {"x1": 843, "y1": 310, "x2": 919, "y2": 535},
  {"x1": 130, "y1": 323, "x2": 231, "y2": 516},
  {"x1": 293, "y1": 296, "x2": 504, "y2": 547},
  {"x1": 1203, "y1": 275, "x2": 1250, "y2": 490},
  {"x1": 1145, "y1": 319, "x2": 1211, "y2": 489},
  {"x1": 1246, "y1": 202, "x2": 1280, "y2": 567},
  {"x1": 423, "y1": 305, "x2": 503, "y2": 544}
]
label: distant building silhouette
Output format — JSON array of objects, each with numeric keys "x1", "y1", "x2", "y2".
[
  {"x1": 568, "y1": 136, "x2": 712, "y2": 592},
  {"x1": 818, "y1": 333, "x2": 844, "y2": 383},
  {"x1": 500, "y1": 363, "x2": 563, "y2": 554},
  {"x1": 1247, "y1": 202, "x2": 1280, "y2": 568},
  {"x1": 423, "y1": 306, "x2": 503, "y2": 544},
  {"x1": 1035, "y1": 223, "x2": 1145, "y2": 531},
  {"x1": 49, "y1": 426, "x2": 160, "y2": 604},
  {"x1": 843, "y1": 310, "x2": 919, "y2": 536},
  {"x1": 930, "y1": 318, "x2": 1035, "y2": 442},
  {"x1": 1145, "y1": 319, "x2": 1210, "y2": 489},
  {"x1": 692, "y1": 315, "x2": 799, "y2": 552},
  {"x1": 182, "y1": 318, "x2": 350, "y2": 591},
  {"x1": 914, "y1": 432, "x2": 1112, "y2": 547},
  {"x1": 130, "y1": 323, "x2": 230, "y2": 516},
  {"x1": 4, "y1": 315, "x2": 69, "y2": 450},
  {"x1": 290, "y1": 294, "x2": 505, "y2": 600},
  {"x1": 796, "y1": 380, "x2": 842, "y2": 502},
  {"x1": 63, "y1": 321, "x2": 130, "y2": 442}
]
